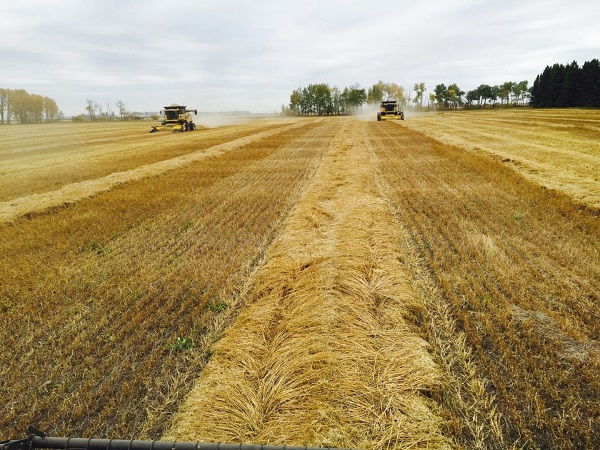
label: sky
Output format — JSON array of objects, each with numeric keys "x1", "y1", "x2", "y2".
[{"x1": 1, "y1": 0, "x2": 599, "y2": 116}]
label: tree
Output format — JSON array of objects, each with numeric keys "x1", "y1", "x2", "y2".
[
  {"x1": 85, "y1": 99, "x2": 96, "y2": 120},
  {"x1": 499, "y1": 81, "x2": 515, "y2": 107},
  {"x1": 94, "y1": 102, "x2": 103, "y2": 119},
  {"x1": 313, "y1": 83, "x2": 332, "y2": 115},
  {"x1": 116, "y1": 100, "x2": 126, "y2": 119},
  {"x1": 530, "y1": 60, "x2": 600, "y2": 107},
  {"x1": 367, "y1": 81, "x2": 385, "y2": 105},
  {"x1": 413, "y1": 82, "x2": 426, "y2": 109},
  {"x1": 578, "y1": 59, "x2": 600, "y2": 107},
  {"x1": 447, "y1": 83, "x2": 464, "y2": 109},
  {"x1": 367, "y1": 81, "x2": 405, "y2": 105},
  {"x1": 434, "y1": 84, "x2": 448, "y2": 109},
  {"x1": 557, "y1": 61, "x2": 579, "y2": 107},
  {"x1": 0, "y1": 88, "x2": 8, "y2": 124},
  {"x1": 465, "y1": 89, "x2": 479, "y2": 108},
  {"x1": 289, "y1": 83, "x2": 366, "y2": 116},
  {"x1": 383, "y1": 83, "x2": 405, "y2": 104},
  {"x1": 43, "y1": 97, "x2": 59, "y2": 122},
  {"x1": 345, "y1": 84, "x2": 367, "y2": 111},
  {"x1": 475, "y1": 84, "x2": 493, "y2": 107},
  {"x1": 289, "y1": 88, "x2": 302, "y2": 115}
]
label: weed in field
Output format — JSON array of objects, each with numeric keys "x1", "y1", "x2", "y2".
[
  {"x1": 209, "y1": 301, "x2": 227, "y2": 313},
  {"x1": 166, "y1": 337, "x2": 194, "y2": 351},
  {"x1": 181, "y1": 220, "x2": 194, "y2": 230},
  {"x1": 84, "y1": 241, "x2": 110, "y2": 256}
]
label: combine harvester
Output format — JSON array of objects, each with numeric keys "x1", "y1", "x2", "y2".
[
  {"x1": 376, "y1": 100, "x2": 404, "y2": 121},
  {"x1": 0, "y1": 427, "x2": 347, "y2": 450},
  {"x1": 150, "y1": 104, "x2": 198, "y2": 132}
]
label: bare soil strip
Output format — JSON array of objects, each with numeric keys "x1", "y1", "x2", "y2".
[
  {"x1": 370, "y1": 121, "x2": 600, "y2": 448},
  {"x1": 0, "y1": 120, "x2": 331, "y2": 439},
  {"x1": 0, "y1": 121, "x2": 310, "y2": 223},
  {"x1": 165, "y1": 119, "x2": 448, "y2": 449}
]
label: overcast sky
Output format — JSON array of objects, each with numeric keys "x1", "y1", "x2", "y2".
[{"x1": 2, "y1": 0, "x2": 599, "y2": 115}]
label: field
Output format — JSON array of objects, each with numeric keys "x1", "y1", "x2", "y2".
[{"x1": 1, "y1": 109, "x2": 599, "y2": 449}]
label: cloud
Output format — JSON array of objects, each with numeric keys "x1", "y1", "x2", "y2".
[{"x1": 2, "y1": 0, "x2": 599, "y2": 115}]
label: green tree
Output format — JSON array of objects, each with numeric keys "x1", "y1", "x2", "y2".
[
  {"x1": 499, "y1": 81, "x2": 515, "y2": 107},
  {"x1": 447, "y1": 83, "x2": 464, "y2": 109},
  {"x1": 289, "y1": 88, "x2": 302, "y2": 115},
  {"x1": 465, "y1": 89, "x2": 479, "y2": 108},
  {"x1": 434, "y1": 84, "x2": 448, "y2": 109},
  {"x1": 476, "y1": 84, "x2": 493, "y2": 107},
  {"x1": 413, "y1": 82, "x2": 426, "y2": 109},
  {"x1": 313, "y1": 83, "x2": 332, "y2": 115},
  {"x1": 428, "y1": 92, "x2": 435, "y2": 110},
  {"x1": 557, "y1": 61, "x2": 579, "y2": 107},
  {"x1": 345, "y1": 84, "x2": 367, "y2": 111},
  {"x1": 578, "y1": 59, "x2": 600, "y2": 107}
]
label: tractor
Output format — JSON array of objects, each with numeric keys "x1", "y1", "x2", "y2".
[
  {"x1": 376, "y1": 100, "x2": 404, "y2": 121},
  {"x1": 150, "y1": 104, "x2": 198, "y2": 132}
]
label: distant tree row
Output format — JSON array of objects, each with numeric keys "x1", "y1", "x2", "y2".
[
  {"x1": 530, "y1": 59, "x2": 600, "y2": 108},
  {"x1": 0, "y1": 88, "x2": 61, "y2": 124},
  {"x1": 285, "y1": 81, "x2": 409, "y2": 116},
  {"x1": 285, "y1": 83, "x2": 366, "y2": 116},
  {"x1": 428, "y1": 81, "x2": 530, "y2": 110},
  {"x1": 366, "y1": 81, "x2": 406, "y2": 105},
  {"x1": 74, "y1": 99, "x2": 142, "y2": 121}
]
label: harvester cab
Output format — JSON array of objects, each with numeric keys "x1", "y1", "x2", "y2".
[
  {"x1": 377, "y1": 100, "x2": 404, "y2": 121},
  {"x1": 150, "y1": 104, "x2": 198, "y2": 132}
]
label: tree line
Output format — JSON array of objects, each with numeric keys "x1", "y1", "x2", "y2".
[
  {"x1": 285, "y1": 80, "x2": 532, "y2": 115},
  {"x1": 432, "y1": 81, "x2": 530, "y2": 109},
  {"x1": 286, "y1": 58, "x2": 600, "y2": 115},
  {"x1": 530, "y1": 59, "x2": 600, "y2": 107},
  {"x1": 0, "y1": 88, "x2": 61, "y2": 124},
  {"x1": 284, "y1": 81, "x2": 409, "y2": 116},
  {"x1": 74, "y1": 99, "x2": 143, "y2": 121}
]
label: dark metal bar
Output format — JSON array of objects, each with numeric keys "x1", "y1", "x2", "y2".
[{"x1": 1, "y1": 435, "x2": 350, "y2": 450}]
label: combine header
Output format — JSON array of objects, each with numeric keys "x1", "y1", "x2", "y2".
[
  {"x1": 150, "y1": 104, "x2": 198, "y2": 132},
  {"x1": 376, "y1": 100, "x2": 404, "y2": 121},
  {"x1": 1, "y1": 427, "x2": 349, "y2": 450}
]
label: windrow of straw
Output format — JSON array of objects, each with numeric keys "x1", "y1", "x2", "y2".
[
  {"x1": 371, "y1": 121, "x2": 600, "y2": 448},
  {"x1": 0, "y1": 119, "x2": 330, "y2": 439},
  {"x1": 0, "y1": 120, "x2": 309, "y2": 223},
  {"x1": 404, "y1": 108, "x2": 600, "y2": 209},
  {"x1": 165, "y1": 119, "x2": 448, "y2": 449},
  {"x1": 0, "y1": 118, "x2": 299, "y2": 202}
]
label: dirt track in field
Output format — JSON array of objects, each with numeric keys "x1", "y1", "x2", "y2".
[{"x1": 1, "y1": 112, "x2": 598, "y2": 449}]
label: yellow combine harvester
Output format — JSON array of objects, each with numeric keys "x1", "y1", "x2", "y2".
[
  {"x1": 150, "y1": 104, "x2": 198, "y2": 132},
  {"x1": 376, "y1": 100, "x2": 404, "y2": 121}
]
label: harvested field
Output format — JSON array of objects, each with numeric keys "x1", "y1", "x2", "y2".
[
  {"x1": 165, "y1": 120, "x2": 447, "y2": 449},
  {"x1": 405, "y1": 108, "x2": 600, "y2": 209},
  {"x1": 1, "y1": 110, "x2": 598, "y2": 449}
]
